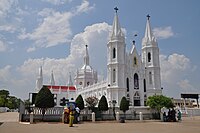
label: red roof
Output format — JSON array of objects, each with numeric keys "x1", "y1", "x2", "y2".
[{"x1": 46, "y1": 85, "x2": 76, "y2": 91}]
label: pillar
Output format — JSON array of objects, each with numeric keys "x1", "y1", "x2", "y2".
[
  {"x1": 62, "y1": 112, "x2": 65, "y2": 123},
  {"x1": 139, "y1": 112, "x2": 143, "y2": 121},
  {"x1": 116, "y1": 112, "x2": 119, "y2": 121},
  {"x1": 30, "y1": 112, "x2": 34, "y2": 124},
  {"x1": 92, "y1": 112, "x2": 95, "y2": 122}
]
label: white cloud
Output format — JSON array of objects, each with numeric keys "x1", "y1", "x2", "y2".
[
  {"x1": 153, "y1": 26, "x2": 174, "y2": 39},
  {"x1": 160, "y1": 53, "x2": 198, "y2": 97},
  {"x1": 19, "y1": 11, "x2": 73, "y2": 48},
  {"x1": 160, "y1": 53, "x2": 191, "y2": 82},
  {"x1": 18, "y1": 22, "x2": 111, "y2": 87},
  {"x1": 177, "y1": 79, "x2": 199, "y2": 94},
  {"x1": 0, "y1": 65, "x2": 33, "y2": 99},
  {"x1": 38, "y1": 8, "x2": 55, "y2": 17},
  {"x1": 0, "y1": 65, "x2": 11, "y2": 82},
  {"x1": 0, "y1": 0, "x2": 28, "y2": 35},
  {"x1": 0, "y1": 0, "x2": 17, "y2": 18},
  {"x1": 0, "y1": 24, "x2": 16, "y2": 33},
  {"x1": 76, "y1": 0, "x2": 95, "y2": 14},
  {"x1": 27, "y1": 47, "x2": 36, "y2": 52},
  {"x1": 177, "y1": 79, "x2": 194, "y2": 90},
  {"x1": 0, "y1": 40, "x2": 7, "y2": 52},
  {"x1": 18, "y1": 0, "x2": 95, "y2": 51},
  {"x1": 41, "y1": 0, "x2": 72, "y2": 5}
]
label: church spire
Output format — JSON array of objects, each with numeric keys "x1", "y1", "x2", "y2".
[
  {"x1": 50, "y1": 70, "x2": 55, "y2": 86},
  {"x1": 144, "y1": 14, "x2": 154, "y2": 41},
  {"x1": 67, "y1": 72, "x2": 73, "y2": 86},
  {"x1": 111, "y1": 7, "x2": 123, "y2": 38},
  {"x1": 84, "y1": 45, "x2": 89, "y2": 65},
  {"x1": 39, "y1": 66, "x2": 43, "y2": 79},
  {"x1": 36, "y1": 66, "x2": 43, "y2": 91}
]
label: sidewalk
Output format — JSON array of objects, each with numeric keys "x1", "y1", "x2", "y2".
[
  {"x1": 1, "y1": 117, "x2": 200, "y2": 133},
  {"x1": 0, "y1": 112, "x2": 19, "y2": 122}
]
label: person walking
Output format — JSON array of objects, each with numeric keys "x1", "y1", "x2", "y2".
[{"x1": 177, "y1": 110, "x2": 182, "y2": 122}]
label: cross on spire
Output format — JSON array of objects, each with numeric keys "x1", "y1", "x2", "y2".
[
  {"x1": 132, "y1": 34, "x2": 137, "y2": 45},
  {"x1": 114, "y1": 7, "x2": 118, "y2": 13},
  {"x1": 147, "y1": 14, "x2": 150, "y2": 20}
]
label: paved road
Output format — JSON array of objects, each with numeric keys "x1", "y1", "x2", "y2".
[
  {"x1": 0, "y1": 113, "x2": 200, "y2": 133},
  {"x1": 0, "y1": 112, "x2": 19, "y2": 122}
]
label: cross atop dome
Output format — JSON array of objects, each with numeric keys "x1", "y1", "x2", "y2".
[{"x1": 114, "y1": 7, "x2": 118, "y2": 13}]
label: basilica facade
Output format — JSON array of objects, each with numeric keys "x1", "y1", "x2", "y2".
[{"x1": 75, "y1": 9, "x2": 162, "y2": 107}]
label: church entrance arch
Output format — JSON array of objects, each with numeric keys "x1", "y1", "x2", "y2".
[{"x1": 133, "y1": 91, "x2": 140, "y2": 106}]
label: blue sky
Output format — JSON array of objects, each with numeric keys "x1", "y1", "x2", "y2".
[{"x1": 0, "y1": 0, "x2": 200, "y2": 100}]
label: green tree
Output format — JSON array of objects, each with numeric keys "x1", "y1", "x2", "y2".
[
  {"x1": 6, "y1": 96, "x2": 20, "y2": 109},
  {"x1": 85, "y1": 96, "x2": 98, "y2": 112},
  {"x1": 0, "y1": 89, "x2": 9, "y2": 107},
  {"x1": 146, "y1": 95, "x2": 174, "y2": 112},
  {"x1": 0, "y1": 89, "x2": 20, "y2": 109},
  {"x1": 120, "y1": 97, "x2": 129, "y2": 117},
  {"x1": 0, "y1": 96, "x2": 7, "y2": 107},
  {"x1": 98, "y1": 95, "x2": 108, "y2": 112},
  {"x1": 75, "y1": 95, "x2": 84, "y2": 110},
  {"x1": 0, "y1": 89, "x2": 9, "y2": 97},
  {"x1": 35, "y1": 86, "x2": 55, "y2": 120}
]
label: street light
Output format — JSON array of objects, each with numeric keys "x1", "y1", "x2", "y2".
[{"x1": 109, "y1": 100, "x2": 117, "y2": 119}]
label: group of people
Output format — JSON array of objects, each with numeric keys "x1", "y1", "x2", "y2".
[
  {"x1": 163, "y1": 108, "x2": 182, "y2": 122},
  {"x1": 63, "y1": 102, "x2": 80, "y2": 124}
]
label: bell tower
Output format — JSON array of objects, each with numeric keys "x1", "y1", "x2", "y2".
[
  {"x1": 107, "y1": 7, "x2": 126, "y2": 106},
  {"x1": 142, "y1": 15, "x2": 162, "y2": 96}
]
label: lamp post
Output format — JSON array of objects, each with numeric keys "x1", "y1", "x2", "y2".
[{"x1": 109, "y1": 100, "x2": 117, "y2": 119}]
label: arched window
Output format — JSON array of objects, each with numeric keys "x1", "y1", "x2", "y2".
[
  {"x1": 149, "y1": 72, "x2": 152, "y2": 84},
  {"x1": 113, "y1": 69, "x2": 116, "y2": 83},
  {"x1": 134, "y1": 73, "x2": 139, "y2": 89},
  {"x1": 134, "y1": 57, "x2": 137, "y2": 65},
  {"x1": 143, "y1": 79, "x2": 146, "y2": 92},
  {"x1": 127, "y1": 93, "x2": 130, "y2": 97},
  {"x1": 148, "y1": 52, "x2": 151, "y2": 62},
  {"x1": 126, "y1": 78, "x2": 129, "y2": 92},
  {"x1": 87, "y1": 82, "x2": 90, "y2": 86},
  {"x1": 113, "y1": 48, "x2": 116, "y2": 58}
]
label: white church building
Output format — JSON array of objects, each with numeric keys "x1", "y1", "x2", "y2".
[
  {"x1": 35, "y1": 8, "x2": 162, "y2": 107},
  {"x1": 75, "y1": 8, "x2": 162, "y2": 107}
]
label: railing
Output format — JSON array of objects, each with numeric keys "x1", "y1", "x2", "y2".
[
  {"x1": 24, "y1": 107, "x2": 64, "y2": 115},
  {"x1": 80, "y1": 113, "x2": 153, "y2": 121},
  {"x1": 78, "y1": 80, "x2": 107, "y2": 93},
  {"x1": 182, "y1": 108, "x2": 200, "y2": 116}
]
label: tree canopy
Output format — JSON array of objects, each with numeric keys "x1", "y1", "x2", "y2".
[
  {"x1": 75, "y1": 95, "x2": 84, "y2": 110},
  {"x1": 120, "y1": 96, "x2": 129, "y2": 113},
  {"x1": 0, "y1": 90, "x2": 9, "y2": 97},
  {"x1": 85, "y1": 96, "x2": 98, "y2": 111},
  {"x1": 35, "y1": 86, "x2": 54, "y2": 108},
  {"x1": 0, "y1": 89, "x2": 20, "y2": 109},
  {"x1": 146, "y1": 95, "x2": 174, "y2": 112},
  {"x1": 98, "y1": 95, "x2": 108, "y2": 112}
]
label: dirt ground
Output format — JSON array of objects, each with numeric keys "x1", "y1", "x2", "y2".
[{"x1": 1, "y1": 115, "x2": 200, "y2": 133}]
